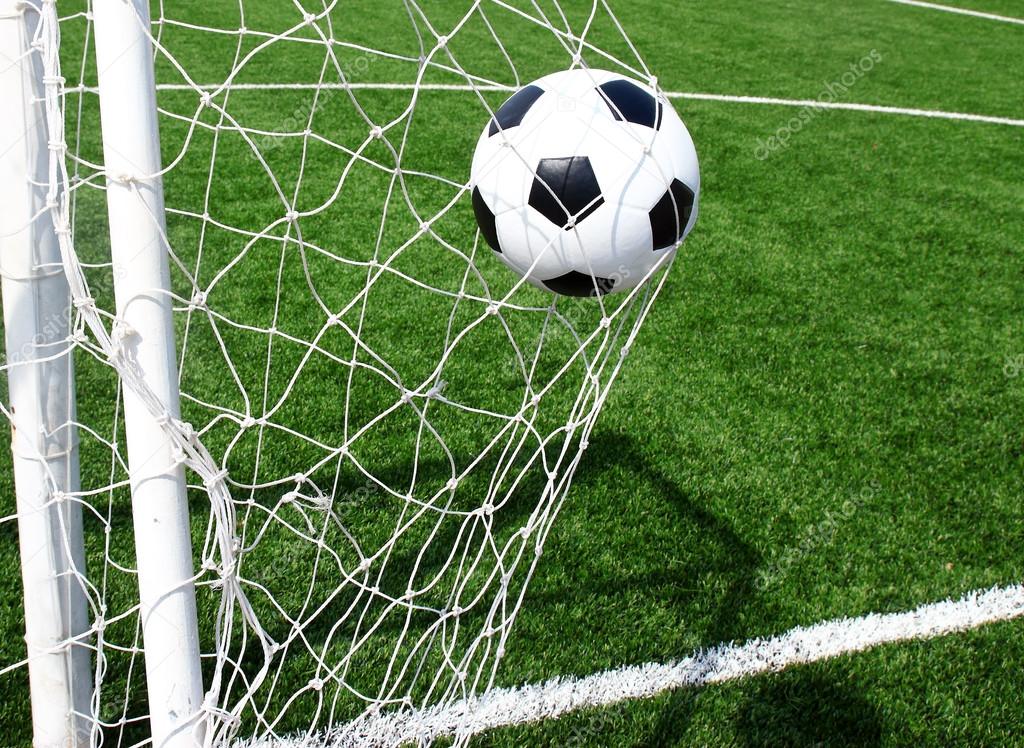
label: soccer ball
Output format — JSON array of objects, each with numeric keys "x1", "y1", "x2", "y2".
[{"x1": 470, "y1": 68, "x2": 699, "y2": 297}]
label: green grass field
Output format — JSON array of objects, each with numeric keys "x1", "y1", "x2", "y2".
[{"x1": 1, "y1": 0, "x2": 1022, "y2": 745}]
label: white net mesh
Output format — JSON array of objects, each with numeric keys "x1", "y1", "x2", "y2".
[{"x1": 1, "y1": 0, "x2": 675, "y2": 744}]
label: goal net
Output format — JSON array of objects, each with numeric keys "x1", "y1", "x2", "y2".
[{"x1": 0, "y1": 0, "x2": 675, "y2": 745}]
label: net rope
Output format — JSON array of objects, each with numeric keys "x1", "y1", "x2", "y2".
[{"x1": 1, "y1": 1, "x2": 677, "y2": 745}]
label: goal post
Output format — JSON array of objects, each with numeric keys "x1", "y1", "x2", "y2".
[
  {"x1": 0, "y1": 0, "x2": 90, "y2": 744},
  {"x1": 91, "y1": 0, "x2": 206, "y2": 744}
]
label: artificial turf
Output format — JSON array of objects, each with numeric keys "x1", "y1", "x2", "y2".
[{"x1": 0, "y1": 0, "x2": 1021, "y2": 745}]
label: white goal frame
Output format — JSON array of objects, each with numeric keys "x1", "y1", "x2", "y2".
[
  {"x1": 2, "y1": 0, "x2": 205, "y2": 746},
  {"x1": 1, "y1": 1, "x2": 90, "y2": 743}
]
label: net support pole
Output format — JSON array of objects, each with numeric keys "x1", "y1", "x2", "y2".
[
  {"x1": 0, "y1": 1, "x2": 91, "y2": 745},
  {"x1": 91, "y1": 0, "x2": 206, "y2": 745}
]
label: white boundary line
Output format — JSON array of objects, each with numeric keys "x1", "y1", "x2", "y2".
[
  {"x1": 243, "y1": 583, "x2": 1024, "y2": 747},
  {"x1": 130, "y1": 82, "x2": 1024, "y2": 128},
  {"x1": 886, "y1": 0, "x2": 1024, "y2": 26},
  {"x1": 666, "y1": 92, "x2": 1024, "y2": 127}
]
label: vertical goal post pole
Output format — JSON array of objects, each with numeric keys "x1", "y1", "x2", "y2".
[
  {"x1": 91, "y1": 0, "x2": 206, "y2": 745},
  {"x1": 0, "y1": 0, "x2": 92, "y2": 745}
]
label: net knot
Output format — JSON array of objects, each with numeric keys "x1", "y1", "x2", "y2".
[
  {"x1": 445, "y1": 478, "x2": 458, "y2": 492},
  {"x1": 309, "y1": 491, "x2": 335, "y2": 511},
  {"x1": 303, "y1": 11, "x2": 316, "y2": 24},
  {"x1": 176, "y1": 419, "x2": 197, "y2": 443},
  {"x1": 599, "y1": 316, "x2": 611, "y2": 329},
  {"x1": 198, "y1": 91, "x2": 212, "y2": 108},
  {"x1": 190, "y1": 290, "x2": 207, "y2": 309},
  {"x1": 369, "y1": 125, "x2": 383, "y2": 140},
  {"x1": 285, "y1": 210, "x2": 299, "y2": 222},
  {"x1": 204, "y1": 469, "x2": 229, "y2": 489}
]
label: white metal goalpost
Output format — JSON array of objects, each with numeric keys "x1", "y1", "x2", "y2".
[
  {"x1": 0, "y1": 1, "x2": 91, "y2": 743},
  {"x1": 3, "y1": 0, "x2": 205, "y2": 744},
  {"x1": 90, "y1": 0, "x2": 207, "y2": 743},
  {"x1": 0, "y1": 0, "x2": 676, "y2": 745}
]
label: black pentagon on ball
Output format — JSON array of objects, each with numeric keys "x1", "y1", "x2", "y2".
[
  {"x1": 528, "y1": 156, "x2": 604, "y2": 229},
  {"x1": 649, "y1": 179, "x2": 695, "y2": 251},
  {"x1": 488, "y1": 85, "x2": 544, "y2": 137},
  {"x1": 542, "y1": 270, "x2": 616, "y2": 297},
  {"x1": 471, "y1": 187, "x2": 502, "y2": 253},
  {"x1": 597, "y1": 79, "x2": 662, "y2": 129}
]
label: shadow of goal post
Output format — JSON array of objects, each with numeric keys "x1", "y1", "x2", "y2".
[{"x1": 2, "y1": 0, "x2": 208, "y2": 746}]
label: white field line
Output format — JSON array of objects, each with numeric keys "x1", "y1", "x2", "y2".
[
  {"x1": 81, "y1": 82, "x2": 1024, "y2": 128},
  {"x1": 886, "y1": 0, "x2": 1024, "y2": 25},
  {"x1": 666, "y1": 92, "x2": 1024, "y2": 127},
  {"x1": 241, "y1": 582, "x2": 1024, "y2": 747}
]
